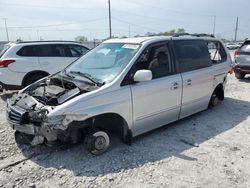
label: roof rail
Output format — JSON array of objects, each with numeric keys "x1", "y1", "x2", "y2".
[
  {"x1": 15, "y1": 40, "x2": 82, "y2": 44},
  {"x1": 191, "y1": 33, "x2": 215, "y2": 38},
  {"x1": 173, "y1": 33, "x2": 215, "y2": 38},
  {"x1": 173, "y1": 33, "x2": 190, "y2": 37}
]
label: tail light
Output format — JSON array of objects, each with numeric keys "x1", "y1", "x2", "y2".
[
  {"x1": 0, "y1": 59, "x2": 15, "y2": 68},
  {"x1": 234, "y1": 49, "x2": 240, "y2": 58}
]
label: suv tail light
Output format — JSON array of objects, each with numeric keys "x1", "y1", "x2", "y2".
[
  {"x1": 234, "y1": 49, "x2": 240, "y2": 58},
  {"x1": 0, "y1": 59, "x2": 15, "y2": 68}
]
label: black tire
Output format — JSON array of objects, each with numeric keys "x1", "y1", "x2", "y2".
[
  {"x1": 23, "y1": 73, "x2": 48, "y2": 87},
  {"x1": 209, "y1": 94, "x2": 219, "y2": 107},
  {"x1": 84, "y1": 131, "x2": 110, "y2": 155},
  {"x1": 235, "y1": 72, "x2": 245, "y2": 79}
]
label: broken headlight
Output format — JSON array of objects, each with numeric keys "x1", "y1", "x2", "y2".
[
  {"x1": 29, "y1": 109, "x2": 49, "y2": 122},
  {"x1": 46, "y1": 115, "x2": 65, "y2": 124}
]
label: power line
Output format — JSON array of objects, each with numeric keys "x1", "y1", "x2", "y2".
[
  {"x1": 112, "y1": 9, "x2": 213, "y2": 27},
  {"x1": 117, "y1": 0, "x2": 214, "y2": 17},
  {"x1": 0, "y1": 2, "x2": 104, "y2": 10},
  {"x1": 113, "y1": 18, "x2": 162, "y2": 33},
  {"x1": 5, "y1": 18, "x2": 107, "y2": 29}
]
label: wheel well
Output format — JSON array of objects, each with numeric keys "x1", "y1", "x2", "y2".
[
  {"x1": 90, "y1": 113, "x2": 132, "y2": 144},
  {"x1": 213, "y1": 84, "x2": 224, "y2": 101},
  {"x1": 22, "y1": 70, "x2": 50, "y2": 87}
]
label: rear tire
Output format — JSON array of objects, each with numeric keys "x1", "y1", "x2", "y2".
[
  {"x1": 235, "y1": 72, "x2": 245, "y2": 79},
  {"x1": 210, "y1": 94, "x2": 219, "y2": 107},
  {"x1": 23, "y1": 73, "x2": 48, "y2": 87}
]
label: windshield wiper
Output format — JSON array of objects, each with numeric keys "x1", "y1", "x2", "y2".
[
  {"x1": 69, "y1": 71, "x2": 104, "y2": 86},
  {"x1": 62, "y1": 69, "x2": 75, "y2": 79}
]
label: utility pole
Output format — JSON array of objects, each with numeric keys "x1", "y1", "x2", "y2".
[
  {"x1": 213, "y1": 16, "x2": 216, "y2": 36},
  {"x1": 36, "y1": 30, "x2": 39, "y2": 40},
  {"x1": 3, "y1": 18, "x2": 9, "y2": 42},
  {"x1": 234, "y1": 16, "x2": 239, "y2": 42},
  {"x1": 128, "y1": 25, "x2": 131, "y2": 38},
  {"x1": 108, "y1": 0, "x2": 112, "y2": 38}
]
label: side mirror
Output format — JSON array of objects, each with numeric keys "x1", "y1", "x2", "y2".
[{"x1": 133, "y1": 70, "x2": 152, "y2": 82}]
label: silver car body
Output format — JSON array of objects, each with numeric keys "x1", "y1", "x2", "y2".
[{"x1": 6, "y1": 36, "x2": 232, "y2": 142}]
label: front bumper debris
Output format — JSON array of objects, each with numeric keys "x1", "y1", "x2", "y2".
[{"x1": 6, "y1": 97, "x2": 89, "y2": 145}]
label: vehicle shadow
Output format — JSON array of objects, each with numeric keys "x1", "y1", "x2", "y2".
[
  {"x1": 19, "y1": 97, "x2": 250, "y2": 177},
  {"x1": 238, "y1": 76, "x2": 250, "y2": 83}
]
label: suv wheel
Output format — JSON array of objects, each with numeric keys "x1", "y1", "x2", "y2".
[
  {"x1": 235, "y1": 72, "x2": 245, "y2": 79},
  {"x1": 24, "y1": 73, "x2": 48, "y2": 87}
]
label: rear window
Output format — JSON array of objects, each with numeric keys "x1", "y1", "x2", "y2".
[
  {"x1": 0, "y1": 44, "x2": 10, "y2": 58},
  {"x1": 174, "y1": 40, "x2": 212, "y2": 72},
  {"x1": 240, "y1": 41, "x2": 250, "y2": 54}
]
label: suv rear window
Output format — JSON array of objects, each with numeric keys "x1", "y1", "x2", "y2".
[
  {"x1": 240, "y1": 41, "x2": 250, "y2": 55},
  {"x1": 174, "y1": 40, "x2": 212, "y2": 72},
  {"x1": 0, "y1": 44, "x2": 10, "y2": 58}
]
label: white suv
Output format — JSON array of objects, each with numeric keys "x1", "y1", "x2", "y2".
[{"x1": 0, "y1": 41, "x2": 89, "y2": 91}]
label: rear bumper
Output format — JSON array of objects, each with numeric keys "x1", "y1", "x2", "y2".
[
  {"x1": 234, "y1": 66, "x2": 250, "y2": 74},
  {"x1": 0, "y1": 68, "x2": 25, "y2": 91}
]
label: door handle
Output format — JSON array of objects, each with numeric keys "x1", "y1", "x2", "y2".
[
  {"x1": 185, "y1": 79, "x2": 192, "y2": 86},
  {"x1": 171, "y1": 82, "x2": 179, "y2": 90}
]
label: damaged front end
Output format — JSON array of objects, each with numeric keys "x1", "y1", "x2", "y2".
[{"x1": 6, "y1": 73, "x2": 99, "y2": 145}]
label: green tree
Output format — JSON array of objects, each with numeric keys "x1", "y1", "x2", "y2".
[
  {"x1": 176, "y1": 28, "x2": 186, "y2": 33},
  {"x1": 75, "y1": 36, "x2": 88, "y2": 42}
]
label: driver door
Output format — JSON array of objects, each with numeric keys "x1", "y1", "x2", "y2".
[{"x1": 130, "y1": 42, "x2": 182, "y2": 136}]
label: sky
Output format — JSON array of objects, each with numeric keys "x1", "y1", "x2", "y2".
[{"x1": 0, "y1": 0, "x2": 249, "y2": 41}]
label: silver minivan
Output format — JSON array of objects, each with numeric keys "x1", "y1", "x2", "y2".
[{"x1": 6, "y1": 35, "x2": 231, "y2": 155}]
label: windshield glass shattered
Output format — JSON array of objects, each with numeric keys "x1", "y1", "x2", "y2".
[{"x1": 65, "y1": 43, "x2": 140, "y2": 83}]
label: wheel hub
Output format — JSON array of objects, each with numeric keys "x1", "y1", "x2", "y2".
[{"x1": 94, "y1": 136, "x2": 106, "y2": 150}]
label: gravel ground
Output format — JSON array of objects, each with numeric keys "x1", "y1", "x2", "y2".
[{"x1": 0, "y1": 74, "x2": 249, "y2": 188}]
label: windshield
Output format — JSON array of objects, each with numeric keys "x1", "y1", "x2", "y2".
[
  {"x1": 0, "y1": 44, "x2": 10, "y2": 58},
  {"x1": 65, "y1": 43, "x2": 140, "y2": 83}
]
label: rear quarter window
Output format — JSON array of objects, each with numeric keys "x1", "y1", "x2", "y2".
[
  {"x1": 174, "y1": 40, "x2": 212, "y2": 72},
  {"x1": 207, "y1": 41, "x2": 227, "y2": 64},
  {"x1": 16, "y1": 45, "x2": 38, "y2": 56}
]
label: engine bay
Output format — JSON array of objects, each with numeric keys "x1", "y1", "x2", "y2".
[{"x1": 23, "y1": 74, "x2": 100, "y2": 106}]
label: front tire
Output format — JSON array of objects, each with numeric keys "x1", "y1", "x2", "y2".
[{"x1": 84, "y1": 131, "x2": 110, "y2": 155}]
